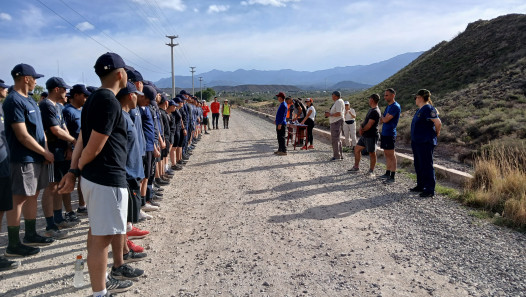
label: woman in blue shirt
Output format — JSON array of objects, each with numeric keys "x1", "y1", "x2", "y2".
[{"x1": 410, "y1": 89, "x2": 442, "y2": 197}]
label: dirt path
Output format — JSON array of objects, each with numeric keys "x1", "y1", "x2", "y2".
[{"x1": 1, "y1": 109, "x2": 525, "y2": 297}]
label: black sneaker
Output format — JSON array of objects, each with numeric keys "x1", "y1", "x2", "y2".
[
  {"x1": 77, "y1": 207, "x2": 88, "y2": 216},
  {"x1": 182, "y1": 155, "x2": 189, "y2": 161},
  {"x1": 106, "y1": 275, "x2": 133, "y2": 293},
  {"x1": 0, "y1": 256, "x2": 20, "y2": 271},
  {"x1": 378, "y1": 173, "x2": 390, "y2": 179},
  {"x1": 419, "y1": 192, "x2": 434, "y2": 198},
  {"x1": 65, "y1": 211, "x2": 81, "y2": 223},
  {"x1": 111, "y1": 264, "x2": 144, "y2": 281},
  {"x1": 123, "y1": 250, "x2": 148, "y2": 263},
  {"x1": 383, "y1": 177, "x2": 395, "y2": 184},
  {"x1": 154, "y1": 178, "x2": 169, "y2": 185},
  {"x1": 409, "y1": 186, "x2": 424, "y2": 192},
  {"x1": 5, "y1": 243, "x2": 40, "y2": 257},
  {"x1": 23, "y1": 233, "x2": 55, "y2": 246},
  {"x1": 173, "y1": 165, "x2": 183, "y2": 171}
]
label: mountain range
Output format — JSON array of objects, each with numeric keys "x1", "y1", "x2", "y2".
[{"x1": 155, "y1": 52, "x2": 423, "y2": 89}]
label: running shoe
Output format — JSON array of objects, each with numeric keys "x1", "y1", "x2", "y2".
[
  {"x1": 4, "y1": 243, "x2": 40, "y2": 257},
  {"x1": 142, "y1": 203, "x2": 159, "y2": 212},
  {"x1": 111, "y1": 264, "x2": 144, "y2": 281},
  {"x1": 347, "y1": 167, "x2": 360, "y2": 172},
  {"x1": 56, "y1": 219, "x2": 79, "y2": 229},
  {"x1": 149, "y1": 200, "x2": 161, "y2": 207},
  {"x1": 409, "y1": 186, "x2": 424, "y2": 192},
  {"x1": 106, "y1": 275, "x2": 133, "y2": 293},
  {"x1": 0, "y1": 256, "x2": 20, "y2": 271},
  {"x1": 154, "y1": 178, "x2": 169, "y2": 185},
  {"x1": 367, "y1": 169, "x2": 375, "y2": 178},
  {"x1": 44, "y1": 227, "x2": 70, "y2": 239},
  {"x1": 126, "y1": 226, "x2": 149, "y2": 239},
  {"x1": 77, "y1": 207, "x2": 88, "y2": 216},
  {"x1": 65, "y1": 211, "x2": 81, "y2": 223},
  {"x1": 308, "y1": 145, "x2": 314, "y2": 149},
  {"x1": 123, "y1": 249, "x2": 147, "y2": 263},
  {"x1": 330, "y1": 157, "x2": 342, "y2": 161},
  {"x1": 276, "y1": 151, "x2": 287, "y2": 156},
  {"x1": 378, "y1": 173, "x2": 390, "y2": 179},
  {"x1": 420, "y1": 192, "x2": 434, "y2": 198},
  {"x1": 383, "y1": 177, "x2": 395, "y2": 184},
  {"x1": 138, "y1": 210, "x2": 152, "y2": 221},
  {"x1": 23, "y1": 234, "x2": 55, "y2": 246},
  {"x1": 300, "y1": 146, "x2": 308, "y2": 150}
]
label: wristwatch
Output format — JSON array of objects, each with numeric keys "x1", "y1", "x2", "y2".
[{"x1": 68, "y1": 168, "x2": 81, "y2": 177}]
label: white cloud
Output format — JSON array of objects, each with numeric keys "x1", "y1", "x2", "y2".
[
  {"x1": 131, "y1": 0, "x2": 186, "y2": 11},
  {"x1": 240, "y1": 0, "x2": 300, "y2": 7},
  {"x1": 76, "y1": 21, "x2": 94, "y2": 31},
  {"x1": 21, "y1": 5, "x2": 46, "y2": 32},
  {"x1": 207, "y1": 5, "x2": 229, "y2": 14},
  {"x1": 0, "y1": 12, "x2": 12, "y2": 21},
  {"x1": 193, "y1": 8, "x2": 199, "y2": 13}
]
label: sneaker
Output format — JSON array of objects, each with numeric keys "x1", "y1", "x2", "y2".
[
  {"x1": 205, "y1": 132, "x2": 209, "y2": 134},
  {"x1": 347, "y1": 166, "x2": 359, "y2": 172},
  {"x1": 126, "y1": 239, "x2": 145, "y2": 253},
  {"x1": 300, "y1": 145, "x2": 308, "y2": 150},
  {"x1": 177, "y1": 160, "x2": 187, "y2": 165},
  {"x1": 77, "y1": 207, "x2": 88, "y2": 216},
  {"x1": 378, "y1": 173, "x2": 390, "y2": 179},
  {"x1": 138, "y1": 210, "x2": 152, "y2": 220},
  {"x1": 65, "y1": 211, "x2": 81, "y2": 223},
  {"x1": 164, "y1": 171, "x2": 174, "y2": 177},
  {"x1": 0, "y1": 256, "x2": 20, "y2": 271},
  {"x1": 106, "y1": 274, "x2": 133, "y2": 293},
  {"x1": 127, "y1": 226, "x2": 149, "y2": 239},
  {"x1": 330, "y1": 157, "x2": 342, "y2": 162},
  {"x1": 44, "y1": 227, "x2": 70, "y2": 239},
  {"x1": 182, "y1": 155, "x2": 189, "y2": 161},
  {"x1": 273, "y1": 151, "x2": 279, "y2": 155},
  {"x1": 153, "y1": 191, "x2": 164, "y2": 197},
  {"x1": 149, "y1": 200, "x2": 161, "y2": 207},
  {"x1": 123, "y1": 250, "x2": 147, "y2": 263},
  {"x1": 367, "y1": 170, "x2": 375, "y2": 177},
  {"x1": 419, "y1": 192, "x2": 434, "y2": 198},
  {"x1": 153, "y1": 186, "x2": 164, "y2": 192},
  {"x1": 173, "y1": 165, "x2": 183, "y2": 171},
  {"x1": 383, "y1": 177, "x2": 395, "y2": 184},
  {"x1": 142, "y1": 203, "x2": 159, "y2": 212},
  {"x1": 154, "y1": 178, "x2": 169, "y2": 185},
  {"x1": 23, "y1": 234, "x2": 55, "y2": 246},
  {"x1": 5, "y1": 243, "x2": 40, "y2": 257},
  {"x1": 276, "y1": 151, "x2": 287, "y2": 156},
  {"x1": 307, "y1": 145, "x2": 314, "y2": 149},
  {"x1": 409, "y1": 186, "x2": 424, "y2": 192},
  {"x1": 56, "y1": 219, "x2": 79, "y2": 229}
]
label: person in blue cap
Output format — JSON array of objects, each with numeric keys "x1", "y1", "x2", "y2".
[
  {"x1": 3, "y1": 63, "x2": 55, "y2": 257},
  {"x1": 58, "y1": 52, "x2": 133, "y2": 296},
  {"x1": 410, "y1": 89, "x2": 442, "y2": 198},
  {"x1": 0, "y1": 78, "x2": 21, "y2": 270}
]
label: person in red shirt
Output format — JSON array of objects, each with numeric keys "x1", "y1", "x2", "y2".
[
  {"x1": 210, "y1": 97, "x2": 221, "y2": 129},
  {"x1": 201, "y1": 101, "x2": 210, "y2": 134}
]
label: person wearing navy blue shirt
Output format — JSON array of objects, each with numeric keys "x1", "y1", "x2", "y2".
[
  {"x1": 275, "y1": 92, "x2": 288, "y2": 155},
  {"x1": 410, "y1": 89, "x2": 442, "y2": 198},
  {"x1": 0, "y1": 79, "x2": 21, "y2": 270},
  {"x1": 379, "y1": 88, "x2": 401, "y2": 183}
]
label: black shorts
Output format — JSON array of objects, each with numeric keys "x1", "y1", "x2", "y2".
[
  {"x1": 53, "y1": 160, "x2": 71, "y2": 182},
  {"x1": 0, "y1": 176, "x2": 13, "y2": 211},
  {"x1": 142, "y1": 151, "x2": 153, "y2": 179},
  {"x1": 177, "y1": 130, "x2": 185, "y2": 147},
  {"x1": 161, "y1": 148, "x2": 169, "y2": 158},
  {"x1": 380, "y1": 135, "x2": 396, "y2": 150},
  {"x1": 357, "y1": 136, "x2": 378, "y2": 153},
  {"x1": 202, "y1": 117, "x2": 209, "y2": 125}
]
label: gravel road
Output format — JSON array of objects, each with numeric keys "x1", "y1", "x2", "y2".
[{"x1": 1, "y1": 109, "x2": 525, "y2": 297}]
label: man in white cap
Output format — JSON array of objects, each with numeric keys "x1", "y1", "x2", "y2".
[{"x1": 342, "y1": 101, "x2": 357, "y2": 150}]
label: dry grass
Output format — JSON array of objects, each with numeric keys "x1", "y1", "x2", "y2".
[{"x1": 463, "y1": 141, "x2": 526, "y2": 227}]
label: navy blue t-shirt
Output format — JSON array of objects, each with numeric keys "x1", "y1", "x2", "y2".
[
  {"x1": 130, "y1": 108, "x2": 146, "y2": 156},
  {"x1": 39, "y1": 99, "x2": 68, "y2": 161},
  {"x1": 411, "y1": 104, "x2": 439, "y2": 145},
  {"x1": 140, "y1": 106, "x2": 155, "y2": 152},
  {"x1": 63, "y1": 103, "x2": 82, "y2": 140},
  {"x1": 122, "y1": 110, "x2": 144, "y2": 181},
  {"x1": 2, "y1": 91, "x2": 46, "y2": 163},
  {"x1": 80, "y1": 89, "x2": 127, "y2": 188},
  {"x1": 381, "y1": 102, "x2": 401, "y2": 137},
  {"x1": 0, "y1": 103, "x2": 9, "y2": 177}
]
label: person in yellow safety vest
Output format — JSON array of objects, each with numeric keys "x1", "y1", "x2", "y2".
[{"x1": 222, "y1": 99, "x2": 230, "y2": 129}]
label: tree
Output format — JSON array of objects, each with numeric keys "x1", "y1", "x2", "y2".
[
  {"x1": 31, "y1": 85, "x2": 45, "y2": 102},
  {"x1": 195, "y1": 88, "x2": 216, "y2": 101}
]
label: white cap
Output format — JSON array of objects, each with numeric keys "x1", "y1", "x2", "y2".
[{"x1": 344, "y1": 101, "x2": 350, "y2": 105}]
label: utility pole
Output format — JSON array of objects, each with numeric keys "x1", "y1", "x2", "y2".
[
  {"x1": 166, "y1": 35, "x2": 179, "y2": 99},
  {"x1": 190, "y1": 67, "x2": 196, "y2": 95},
  {"x1": 199, "y1": 77, "x2": 203, "y2": 101}
]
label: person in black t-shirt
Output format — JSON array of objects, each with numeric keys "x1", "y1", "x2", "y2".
[
  {"x1": 349, "y1": 94, "x2": 381, "y2": 176},
  {"x1": 58, "y1": 53, "x2": 133, "y2": 296}
]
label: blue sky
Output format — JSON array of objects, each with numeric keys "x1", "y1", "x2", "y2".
[{"x1": 0, "y1": 0, "x2": 525, "y2": 87}]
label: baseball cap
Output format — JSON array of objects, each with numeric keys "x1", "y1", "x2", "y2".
[
  {"x1": 275, "y1": 92, "x2": 285, "y2": 99},
  {"x1": 87, "y1": 86, "x2": 98, "y2": 93},
  {"x1": 332, "y1": 91, "x2": 341, "y2": 97},
  {"x1": 304, "y1": 98, "x2": 313, "y2": 103},
  {"x1": 159, "y1": 94, "x2": 167, "y2": 104},
  {"x1": 142, "y1": 85, "x2": 157, "y2": 101},
  {"x1": 70, "y1": 84, "x2": 91, "y2": 96},
  {"x1": 46, "y1": 77, "x2": 72, "y2": 90},
  {"x1": 126, "y1": 67, "x2": 144, "y2": 82},
  {"x1": 11, "y1": 63, "x2": 44, "y2": 79},
  {"x1": 0, "y1": 79, "x2": 9, "y2": 89},
  {"x1": 41, "y1": 92, "x2": 48, "y2": 98},
  {"x1": 94, "y1": 52, "x2": 128, "y2": 77},
  {"x1": 179, "y1": 90, "x2": 190, "y2": 95},
  {"x1": 168, "y1": 100, "x2": 177, "y2": 106},
  {"x1": 173, "y1": 97, "x2": 183, "y2": 104},
  {"x1": 117, "y1": 81, "x2": 144, "y2": 98},
  {"x1": 143, "y1": 80, "x2": 153, "y2": 86},
  {"x1": 344, "y1": 101, "x2": 349, "y2": 105}
]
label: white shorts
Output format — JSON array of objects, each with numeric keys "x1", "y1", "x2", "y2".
[{"x1": 80, "y1": 177, "x2": 128, "y2": 236}]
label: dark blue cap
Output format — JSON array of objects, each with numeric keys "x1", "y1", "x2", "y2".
[
  {"x1": 94, "y1": 52, "x2": 128, "y2": 77},
  {"x1": 70, "y1": 84, "x2": 91, "y2": 96},
  {"x1": 126, "y1": 67, "x2": 143, "y2": 83},
  {"x1": 173, "y1": 97, "x2": 182, "y2": 103},
  {"x1": 142, "y1": 85, "x2": 156, "y2": 101},
  {"x1": 168, "y1": 100, "x2": 177, "y2": 106},
  {"x1": 179, "y1": 90, "x2": 189, "y2": 95},
  {"x1": 0, "y1": 79, "x2": 9, "y2": 89},
  {"x1": 117, "y1": 81, "x2": 144, "y2": 98},
  {"x1": 87, "y1": 86, "x2": 98, "y2": 93},
  {"x1": 143, "y1": 80, "x2": 153, "y2": 86},
  {"x1": 160, "y1": 95, "x2": 167, "y2": 104},
  {"x1": 45, "y1": 77, "x2": 72, "y2": 90},
  {"x1": 11, "y1": 63, "x2": 44, "y2": 79},
  {"x1": 41, "y1": 92, "x2": 48, "y2": 98}
]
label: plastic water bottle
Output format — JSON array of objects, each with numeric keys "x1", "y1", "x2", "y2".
[{"x1": 73, "y1": 255, "x2": 84, "y2": 288}]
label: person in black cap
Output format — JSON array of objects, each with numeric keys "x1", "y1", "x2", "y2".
[
  {"x1": 410, "y1": 89, "x2": 442, "y2": 198},
  {"x1": 40, "y1": 77, "x2": 79, "y2": 240},
  {"x1": 0, "y1": 78, "x2": 21, "y2": 270},
  {"x1": 39, "y1": 92, "x2": 48, "y2": 104},
  {"x1": 3, "y1": 63, "x2": 55, "y2": 257},
  {"x1": 58, "y1": 52, "x2": 133, "y2": 296}
]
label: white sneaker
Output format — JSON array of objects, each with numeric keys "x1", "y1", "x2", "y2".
[
  {"x1": 139, "y1": 210, "x2": 152, "y2": 220},
  {"x1": 142, "y1": 203, "x2": 159, "y2": 212}
]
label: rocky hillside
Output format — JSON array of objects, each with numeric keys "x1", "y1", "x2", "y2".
[{"x1": 348, "y1": 14, "x2": 526, "y2": 154}]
